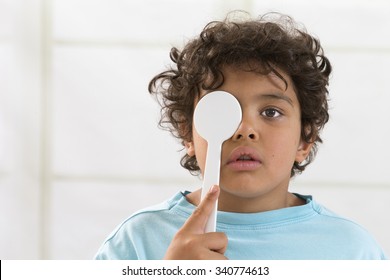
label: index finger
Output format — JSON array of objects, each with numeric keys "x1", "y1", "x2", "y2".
[{"x1": 182, "y1": 185, "x2": 220, "y2": 234}]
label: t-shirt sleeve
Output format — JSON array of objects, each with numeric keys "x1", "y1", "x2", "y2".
[{"x1": 94, "y1": 221, "x2": 140, "y2": 260}]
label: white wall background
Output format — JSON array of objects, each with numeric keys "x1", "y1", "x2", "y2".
[{"x1": 0, "y1": 0, "x2": 389, "y2": 259}]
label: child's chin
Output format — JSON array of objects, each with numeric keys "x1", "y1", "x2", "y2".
[{"x1": 220, "y1": 184, "x2": 268, "y2": 199}]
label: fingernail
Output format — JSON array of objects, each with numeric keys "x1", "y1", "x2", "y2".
[{"x1": 209, "y1": 185, "x2": 218, "y2": 194}]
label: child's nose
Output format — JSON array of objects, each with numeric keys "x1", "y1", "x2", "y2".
[{"x1": 232, "y1": 119, "x2": 259, "y2": 141}]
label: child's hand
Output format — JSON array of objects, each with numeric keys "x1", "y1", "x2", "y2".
[{"x1": 164, "y1": 185, "x2": 228, "y2": 260}]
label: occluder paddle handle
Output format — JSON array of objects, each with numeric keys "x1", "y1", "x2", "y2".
[{"x1": 200, "y1": 141, "x2": 222, "y2": 233}]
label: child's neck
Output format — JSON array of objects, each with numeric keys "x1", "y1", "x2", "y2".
[{"x1": 185, "y1": 188, "x2": 305, "y2": 213}]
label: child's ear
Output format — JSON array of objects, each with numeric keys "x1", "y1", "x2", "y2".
[
  {"x1": 295, "y1": 139, "x2": 313, "y2": 163},
  {"x1": 185, "y1": 141, "x2": 195, "y2": 157}
]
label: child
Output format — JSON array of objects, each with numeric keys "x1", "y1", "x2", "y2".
[{"x1": 95, "y1": 12, "x2": 387, "y2": 260}]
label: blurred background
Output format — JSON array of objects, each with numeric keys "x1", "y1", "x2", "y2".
[{"x1": 0, "y1": 0, "x2": 389, "y2": 259}]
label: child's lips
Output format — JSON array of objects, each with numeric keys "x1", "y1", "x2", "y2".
[{"x1": 226, "y1": 146, "x2": 262, "y2": 171}]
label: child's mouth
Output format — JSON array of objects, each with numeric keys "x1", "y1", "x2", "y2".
[{"x1": 227, "y1": 147, "x2": 262, "y2": 171}]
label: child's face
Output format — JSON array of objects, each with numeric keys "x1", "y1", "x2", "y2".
[{"x1": 186, "y1": 66, "x2": 312, "y2": 211}]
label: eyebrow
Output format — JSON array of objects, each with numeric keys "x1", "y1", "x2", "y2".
[{"x1": 258, "y1": 93, "x2": 294, "y2": 107}]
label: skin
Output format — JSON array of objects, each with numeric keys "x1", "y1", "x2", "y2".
[{"x1": 164, "y1": 66, "x2": 313, "y2": 260}]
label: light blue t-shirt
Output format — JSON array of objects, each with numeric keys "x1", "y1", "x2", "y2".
[{"x1": 94, "y1": 192, "x2": 387, "y2": 260}]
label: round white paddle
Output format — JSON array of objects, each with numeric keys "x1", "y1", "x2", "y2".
[{"x1": 193, "y1": 91, "x2": 242, "y2": 232}]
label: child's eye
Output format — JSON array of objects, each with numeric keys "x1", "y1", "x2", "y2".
[{"x1": 261, "y1": 108, "x2": 282, "y2": 118}]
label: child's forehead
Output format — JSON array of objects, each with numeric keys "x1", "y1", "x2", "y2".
[
  {"x1": 200, "y1": 64, "x2": 293, "y2": 95},
  {"x1": 196, "y1": 65, "x2": 300, "y2": 112}
]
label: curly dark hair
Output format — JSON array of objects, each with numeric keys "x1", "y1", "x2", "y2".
[{"x1": 148, "y1": 12, "x2": 331, "y2": 177}]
